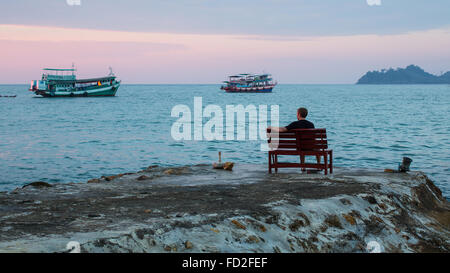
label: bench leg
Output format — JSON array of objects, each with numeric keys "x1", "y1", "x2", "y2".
[
  {"x1": 324, "y1": 153, "x2": 328, "y2": 175},
  {"x1": 268, "y1": 153, "x2": 272, "y2": 174},
  {"x1": 275, "y1": 154, "x2": 278, "y2": 173},
  {"x1": 329, "y1": 151, "x2": 333, "y2": 174},
  {"x1": 300, "y1": 155, "x2": 306, "y2": 172}
]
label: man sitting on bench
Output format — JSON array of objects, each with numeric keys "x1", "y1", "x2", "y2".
[
  {"x1": 268, "y1": 107, "x2": 314, "y2": 133},
  {"x1": 268, "y1": 107, "x2": 320, "y2": 165}
]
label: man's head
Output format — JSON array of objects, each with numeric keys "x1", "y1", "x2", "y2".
[{"x1": 297, "y1": 107, "x2": 308, "y2": 120}]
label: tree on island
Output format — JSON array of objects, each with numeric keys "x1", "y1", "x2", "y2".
[{"x1": 357, "y1": 65, "x2": 450, "y2": 84}]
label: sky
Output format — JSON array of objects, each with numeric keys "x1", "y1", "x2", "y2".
[{"x1": 0, "y1": 0, "x2": 449, "y2": 84}]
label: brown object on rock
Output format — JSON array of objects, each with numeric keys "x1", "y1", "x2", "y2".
[
  {"x1": 146, "y1": 165, "x2": 159, "y2": 171},
  {"x1": 101, "y1": 175, "x2": 115, "y2": 181},
  {"x1": 164, "y1": 245, "x2": 172, "y2": 252},
  {"x1": 289, "y1": 220, "x2": 306, "y2": 231},
  {"x1": 137, "y1": 175, "x2": 151, "y2": 181},
  {"x1": 223, "y1": 162, "x2": 234, "y2": 171},
  {"x1": 246, "y1": 236, "x2": 260, "y2": 243},
  {"x1": 324, "y1": 215, "x2": 343, "y2": 229},
  {"x1": 212, "y1": 152, "x2": 234, "y2": 171},
  {"x1": 185, "y1": 241, "x2": 193, "y2": 249},
  {"x1": 164, "y1": 169, "x2": 176, "y2": 175},
  {"x1": 87, "y1": 178, "x2": 101, "y2": 184},
  {"x1": 210, "y1": 228, "x2": 220, "y2": 233},
  {"x1": 231, "y1": 220, "x2": 246, "y2": 230},
  {"x1": 342, "y1": 214, "x2": 356, "y2": 225}
]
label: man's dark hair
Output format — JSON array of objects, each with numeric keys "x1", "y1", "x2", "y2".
[{"x1": 297, "y1": 107, "x2": 308, "y2": 118}]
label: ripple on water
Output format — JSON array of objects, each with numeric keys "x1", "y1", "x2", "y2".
[
  {"x1": 390, "y1": 144, "x2": 409, "y2": 151},
  {"x1": 169, "y1": 143, "x2": 184, "y2": 147},
  {"x1": 366, "y1": 145, "x2": 387, "y2": 150}
]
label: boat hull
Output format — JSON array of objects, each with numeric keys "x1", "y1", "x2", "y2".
[
  {"x1": 34, "y1": 84, "x2": 120, "y2": 97},
  {"x1": 221, "y1": 86, "x2": 274, "y2": 93}
]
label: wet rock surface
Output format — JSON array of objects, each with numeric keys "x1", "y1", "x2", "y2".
[{"x1": 0, "y1": 164, "x2": 448, "y2": 253}]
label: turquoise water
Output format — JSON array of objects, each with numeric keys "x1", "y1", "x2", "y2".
[{"x1": 0, "y1": 84, "x2": 449, "y2": 198}]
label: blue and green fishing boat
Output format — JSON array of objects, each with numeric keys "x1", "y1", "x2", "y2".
[
  {"x1": 221, "y1": 73, "x2": 277, "y2": 93},
  {"x1": 29, "y1": 67, "x2": 120, "y2": 97}
]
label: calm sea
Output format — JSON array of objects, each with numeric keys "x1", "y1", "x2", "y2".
[{"x1": 0, "y1": 84, "x2": 449, "y2": 198}]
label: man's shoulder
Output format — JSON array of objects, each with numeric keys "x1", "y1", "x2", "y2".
[
  {"x1": 286, "y1": 120, "x2": 315, "y2": 130},
  {"x1": 303, "y1": 120, "x2": 315, "y2": 128},
  {"x1": 297, "y1": 120, "x2": 314, "y2": 127}
]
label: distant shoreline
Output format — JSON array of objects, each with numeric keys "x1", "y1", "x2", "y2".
[{"x1": 357, "y1": 65, "x2": 450, "y2": 85}]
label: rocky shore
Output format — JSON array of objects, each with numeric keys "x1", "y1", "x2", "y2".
[{"x1": 0, "y1": 164, "x2": 448, "y2": 253}]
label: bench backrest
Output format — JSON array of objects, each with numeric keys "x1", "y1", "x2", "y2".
[{"x1": 268, "y1": 128, "x2": 328, "y2": 151}]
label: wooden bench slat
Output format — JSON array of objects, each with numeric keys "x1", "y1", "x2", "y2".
[
  {"x1": 269, "y1": 139, "x2": 328, "y2": 144},
  {"x1": 267, "y1": 133, "x2": 296, "y2": 139},
  {"x1": 298, "y1": 140, "x2": 328, "y2": 145},
  {"x1": 298, "y1": 145, "x2": 329, "y2": 150},
  {"x1": 295, "y1": 128, "x2": 326, "y2": 133},
  {"x1": 296, "y1": 134, "x2": 327, "y2": 139},
  {"x1": 267, "y1": 128, "x2": 326, "y2": 133},
  {"x1": 270, "y1": 144, "x2": 297, "y2": 149},
  {"x1": 274, "y1": 139, "x2": 297, "y2": 143},
  {"x1": 269, "y1": 150, "x2": 332, "y2": 155},
  {"x1": 273, "y1": 163, "x2": 325, "y2": 169},
  {"x1": 269, "y1": 145, "x2": 329, "y2": 150},
  {"x1": 268, "y1": 133, "x2": 327, "y2": 139},
  {"x1": 269, "y1": 141, "x2": 328, "y2": 150}
]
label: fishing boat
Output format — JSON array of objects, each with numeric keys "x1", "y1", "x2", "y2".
[
  {"x1": 221, "y1": 73, "x2": 277, "y2": 93},
  {"x1": 29, "y1": 67, "x2": 120, "y2": 97}
]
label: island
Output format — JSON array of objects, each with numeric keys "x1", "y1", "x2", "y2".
[{"x1": 357, "y1": 65, "x2": 450, "y2": 84}]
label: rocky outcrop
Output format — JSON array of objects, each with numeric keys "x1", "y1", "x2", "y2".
[{"x1": 0, "y1": 164, "x2": 448, "y2": 253}]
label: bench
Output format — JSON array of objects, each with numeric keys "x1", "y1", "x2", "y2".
[{"x1": 267, "y1": 128, "x2": 333, "y2": 174}]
